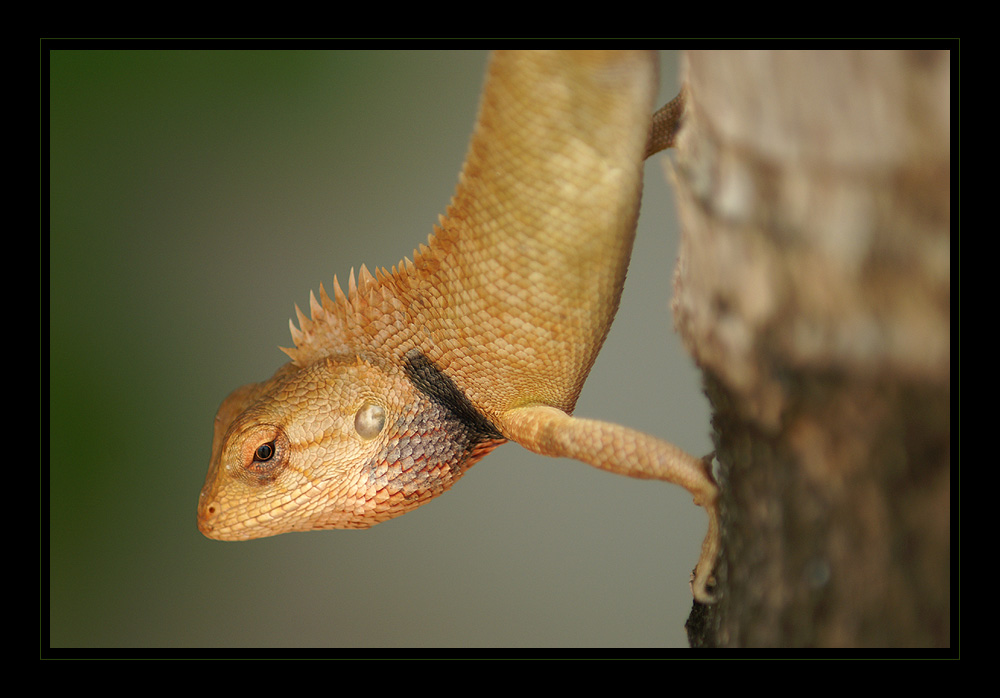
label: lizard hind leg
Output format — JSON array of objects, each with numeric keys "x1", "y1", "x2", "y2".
[{"x1": 499, "y1": 404, "x2": 719, "y2": 603}]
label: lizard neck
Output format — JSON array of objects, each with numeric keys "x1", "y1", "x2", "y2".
[{"x1": 281, "y1": 51, "x2": 655, "y2": 421}]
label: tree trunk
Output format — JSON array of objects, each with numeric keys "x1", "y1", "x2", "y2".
[{"x1": 669, "y1": 50, "x2": 951, "y2": 648}]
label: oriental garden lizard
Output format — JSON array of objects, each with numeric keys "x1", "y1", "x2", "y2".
[{"x1": 197, "y1": 50, "x2": 720, "y2": 603}]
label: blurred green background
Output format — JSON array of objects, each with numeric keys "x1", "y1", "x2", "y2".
[{"x1": 48, "y1": 49, "x2": 711, "y2": 648}]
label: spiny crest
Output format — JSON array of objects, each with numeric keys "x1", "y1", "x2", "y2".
[
  {"x1": 279, "y1": 260, "x2": 415, "y2": 367},
  {"x1": 281, "y1": 278, "x2": 352, "y2": 367},
  {"x1": 432, "y1": 212, "x2": 464, "y2": 251},
  {"x1": 278, "y1": 220, "x2": 461, "y2": 368}
]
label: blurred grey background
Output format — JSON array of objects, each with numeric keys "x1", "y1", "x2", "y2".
[{"x1": 49, "y1": 49, "x2": 711, "y2": 648}]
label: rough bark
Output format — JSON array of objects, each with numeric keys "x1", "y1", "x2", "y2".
[{"x1": 670, "y1": 50, "x2": 951, "y2": 648}]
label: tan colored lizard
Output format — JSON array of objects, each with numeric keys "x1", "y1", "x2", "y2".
[{"x1": 197, "y1": 50, "x2": 719, "y2": 603}]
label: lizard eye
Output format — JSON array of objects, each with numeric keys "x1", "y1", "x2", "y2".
[
  {"x1": 253, "y1": 442, "x2": 275, "y2": 462},
  {"x1": 354, "y1": 401, "x2": 386, "y2": 440},
  {"x1": 233, "y1": 424, "x2": 287, "y2": 483}
]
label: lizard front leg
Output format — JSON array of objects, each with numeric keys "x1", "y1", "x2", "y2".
[{"x1": 500, "y1": 404, "x2": 719, "y2": 603}]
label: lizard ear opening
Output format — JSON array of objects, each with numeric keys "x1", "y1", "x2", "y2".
[{"x1": 354, "y1": 401, "x2": 386, "y2": 440}]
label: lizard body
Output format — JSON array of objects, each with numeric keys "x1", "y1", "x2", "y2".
[{"x1": 197, "y1": 50, "x2": 719, "y2": 602}]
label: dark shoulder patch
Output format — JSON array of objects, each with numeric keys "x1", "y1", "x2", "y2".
[{"x1": 403, "y1": 349, "x2": 503, "y2": 440}]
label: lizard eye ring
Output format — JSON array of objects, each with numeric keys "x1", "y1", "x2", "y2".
[
  {"x1": 355, "y1": 401, "x2": 386, "y2": 440},
  {"x1": 235, "y1": 425, "x2": 287, "y2": 481}
]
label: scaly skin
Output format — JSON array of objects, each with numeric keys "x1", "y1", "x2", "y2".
[{"x1": 197, "y1": 50, "x2": 719, "y2": 603}]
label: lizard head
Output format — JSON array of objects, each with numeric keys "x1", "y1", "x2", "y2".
[{"x1": 197, "y1": 353, "x2": 504, "y2": 540}]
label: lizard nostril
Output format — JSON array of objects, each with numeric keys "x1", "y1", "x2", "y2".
[{"x1": 197, "y1": 501, "x2": 220, "y2": 537}]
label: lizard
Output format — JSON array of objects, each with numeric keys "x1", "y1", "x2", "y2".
[{"x1": 196, "y1": 50, "x2": 720, "y2": 603}]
